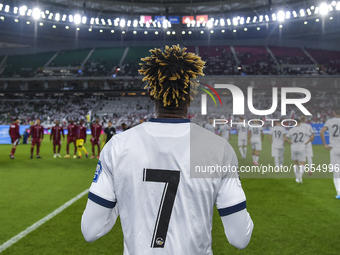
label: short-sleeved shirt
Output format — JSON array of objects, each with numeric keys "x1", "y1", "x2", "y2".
[
  {"x1": 248, "y1": 126, "x2": 263, "y2": 142},
  {"x1": 324, "y1": 117, "x2": 340, "y2": 148},
  {"x1": 269, "y1": 126, "x2": 286, "y2": 149},
  {"x1": 237, "y1": 125, "x2": 248, "y2": 140},
  {"x1": 9, "y1": 123, "x2": 20, "y2": 139},
  {"x1": 286, "y1": 125, "x2": 313, "y2": 150},
  {"x1": 205, "y1": 123, "x2": 215, "y2": 133},
  {"x1": 220, "y1": 124, "x2": 231, "y2": 140},
  {"x1": 88, "y1": 119, "x2": 246, "y2": 255},
  {"x1": 300, "y1": 123, "x2": 314, "y2": 150}
]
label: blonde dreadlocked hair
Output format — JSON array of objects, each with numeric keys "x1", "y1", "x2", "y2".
[{"x1": 138, "y1": 45, "x2": 205, "y2": 107}]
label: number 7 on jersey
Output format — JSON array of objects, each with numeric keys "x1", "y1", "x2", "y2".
[{"x1": 143, "y1": 168, "x2": 180, "y2": 248}]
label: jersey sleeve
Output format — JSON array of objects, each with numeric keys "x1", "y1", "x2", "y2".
[
  {"x1": 324, "y1": 120, "x2": 330, "y2": 129},
  {"x1": 88, "y1": 146, "x2": 116, "y2": 209},
  {"x1": 215, "y1": 143, "x2": 246, "y2": 217}
]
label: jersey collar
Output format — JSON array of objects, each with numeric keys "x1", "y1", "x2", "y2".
[{"x1": 148, "y1": 118, "x2": 190, "y2": 123}]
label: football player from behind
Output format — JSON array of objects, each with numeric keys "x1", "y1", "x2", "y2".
[
  {"x1": 9, "y1": 118, "x2": 21, "y2": 159},
  {"x1": 268, "y1": 120, "x2": 286, "y2": 169},
  {"x1": 320, "y1": 108, "x2": 340, "y2": 199},
  {"x1": 248, "y1": 120, "x2": 264, "y2": 165},
  {"x1": 285, "y1": 119, "x2": 313, "y2": 184}
]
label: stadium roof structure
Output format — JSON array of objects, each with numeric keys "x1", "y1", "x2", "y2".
[
  {"x1": 15, "y1": 0, "x2": 331, "y2": 15},
  {"x1": 0, "y1": 0, "x2": 340, "y2": 46}
]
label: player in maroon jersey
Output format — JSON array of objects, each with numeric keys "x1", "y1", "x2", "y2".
[
  {"x1": 9, "y1": 118, "x2": 21, "y2": 159},
  {"x1": 76, "y1": 119, "x2": 88, "y2": 159},
  {"x1": 90, "y1": 118, "x2": 102, "y2": 159},
  {"x1": 64, "y1": 119, "x2": 78, "y2": 159},
  {"x1": 29, "y1": 119, "x2": 44, "y2": 159},
  {"x1": 50, "y1": 120, "x2": 65, "y2": 158}
]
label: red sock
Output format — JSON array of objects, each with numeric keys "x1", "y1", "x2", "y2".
[
  {"x1": 58, "y1": 145, "x2": 61, "y2": 153},
  {"x1": 74, "y1": 142, "x2": 77, "y2": 155},
  {"x1": 53, "y1": 145, "x2": 56, "y2": 154},
  {"x1": 66, "y1": 144, "x2": 69, "y2": 154},
  {"x1": 31, "y1": 147, "x2": 34, "y2": 156},
  {"x1": 37, "y1": 145, "x2": 40, "y2": 156},
  {"x1": 11, "y1": 147, "x2": 16, "y2": 156},
  {"x1": 92, "y1": 146, "x2": 95, "y2": 156}
]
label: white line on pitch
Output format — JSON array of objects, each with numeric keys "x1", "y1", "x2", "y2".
[{"x1": 0, "y1": 189, "x2": 89, "y2": 253}]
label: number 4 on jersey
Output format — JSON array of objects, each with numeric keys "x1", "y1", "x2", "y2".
[{"x1": 143, "y1": 169, "x2": 180, "y2": 248}]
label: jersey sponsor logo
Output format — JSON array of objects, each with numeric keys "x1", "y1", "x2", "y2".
[{"x1": 93, "y1": 160, "x2": 102, "y2": 183}]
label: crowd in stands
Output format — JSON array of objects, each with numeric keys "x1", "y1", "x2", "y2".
[{"x1": 1, "y1": 92, "x2": 338, "y2": 131}]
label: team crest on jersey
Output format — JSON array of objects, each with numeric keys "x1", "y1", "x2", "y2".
[{"x1": 93, "y1": 161, "x2": 102, "y2": 183}]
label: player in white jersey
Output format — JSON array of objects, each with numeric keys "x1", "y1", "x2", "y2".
[
  {"x1": 205, "y1": 117, "x2": 216, "y2": 134},
  {"x1": 247, "y1": 120, "x2": 264, "y2": 165},
  {"x1": 320, "y1": 108, "x2": 340, "y2": 199},
  {"x1": 220, "y1": 122, "x2": 231, "y2": 141},
  {"x1": 236, "y1": 117, "x2": 248, "y2": 159},
  {"x1": 268, "y1": 120, "x2": 286, "y2": 168},
  {"x1": 285, "y1": 119, "x2": 313, "y2": 183},
  {"x1": 81, "y1": 45, "x2": 253, "y2": 254},
  {"x1": 300, "y1": 116, "x2": 315, "y2": 175}
]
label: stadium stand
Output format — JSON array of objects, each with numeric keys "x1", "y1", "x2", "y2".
[
  {"x1": 49, "y1": 48, "x2": 92, "y2": 67},
  {"x1": 82, "y1": 47, "x2": 125, "y2": 77},
  {"x1": 269, "y1": 46, "x2": 314, "y2": 65},
  {"x1": 234, "y1": 45, "x2": 278, "y2": 75},
  {"x1": 1, "y1": 51, "x2": 56, "y2": 78},
  {"x1": 1, "y1": 46, "x2": 340, "y2": 78},
  {"x1": 306, "y1": 48, "x2": 340, "y2": 75}
]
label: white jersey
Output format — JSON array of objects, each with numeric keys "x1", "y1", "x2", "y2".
[
  {"x1": 324, "y1": 117, "x2": 340, "y2": 148},
  {"x1": 286, "y1": 125, "x2": 313, "y2": 150},
  {"x1": 300, "y1": 123, "x2": 314, "y2": 150},
  {"x1": 205, "y1": 123, "x2": 216, "y2": 134},
  {"x1": 237, "y1": 125, "x2": 248, "y2": 140},
  {"x1": 88, "y1": 118, "x2": 246, "y2": 255},
  {"x1": 248, "y1": 126, "x2": 262, "y2": 141},
  {"x1": 269, "y1": 126, "x2": 286, "y2": 149},
  {"x1": 220, "y1": 124, "x2": 231, "y2": 140}
]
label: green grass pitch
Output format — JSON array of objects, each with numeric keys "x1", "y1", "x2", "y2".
[{"x1": 0, "y1": 134, "x2": 339, "y2": 254}]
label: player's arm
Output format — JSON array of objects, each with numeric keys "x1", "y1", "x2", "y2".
[
  {"x1": 41, "y1": 127, "x2": 44, "y2": 140},
  {"x1": 216, "y1": 144, "x2": 254, "y2": 249},
  {"x1": 103, "y1": 129, "x2": 107, "y2": 142},
  {"x1": 247, "y1": 130, "x2": 251, "y2": 145},
  {"x1": 261, "y1": 130, "x2": 264, "y2": 142},
  {"x1": 320, "y1": 126, "x2": 332, "y2": 150},
  {"x1": 305, "y1": 134, "x2": 314, "y2": 145},
  {"x1": 50, "y1": 128, "x2": 53, "y2": 141},
  {"x1": 16, "y1": 125, "x2": 21, "y2": 138},
  {"x1": 81, "y1": 149, "x2": 118, "y2": 242},
  {"x1": 268, "y1": 134, "x2": 272, "y2": 144},
  {"x1": 284, "y1": 132, "x2": 292, "y2": 144},
  {"x1": 283, "y1": 134, "x2": 286, "y2": 147}
]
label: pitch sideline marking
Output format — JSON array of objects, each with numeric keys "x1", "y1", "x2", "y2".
[{"x1": 0, "y1": 189, "x2": 89, "y2": 253}]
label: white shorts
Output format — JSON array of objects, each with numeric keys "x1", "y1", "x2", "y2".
[
  {"x1": 238, "y1": 139, "x2": 247, "y2": 147},
  {"x1": 305, "y1": 146, "x2": 313, "y2": 157},
  {"x1": 291, "y1": 149, "x2": 306, "y2": 162},
  {"x1": 272, "y1": 147, "x2": 284, "y2": 157},
  {"x1": 251, "y1": 140, "x2": 262, "y2": 151},
  {"x1": 330, "y1": 148, "x2": 340, "y2": 166}
]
